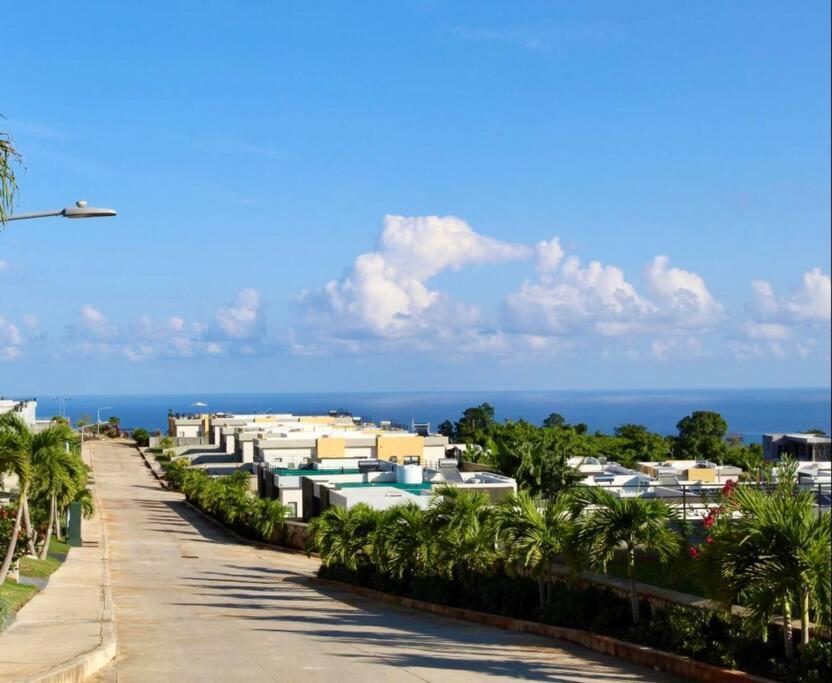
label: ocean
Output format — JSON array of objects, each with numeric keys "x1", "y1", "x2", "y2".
[{"x1": 46, "y1": 388, "x2": 831, "y2": 443}]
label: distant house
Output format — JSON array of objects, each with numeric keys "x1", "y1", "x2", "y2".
[
  {"x1": 763, "y1": 433, "x2": 831, "y2": 463},
  {"x1": 0, "y1": 398, "x2": 37, "y2": 427}
]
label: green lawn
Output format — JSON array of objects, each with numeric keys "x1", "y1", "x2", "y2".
[
  {"x1": 48, "y1": 538, "x2": 71, "y2": 556},
  {"x1": 19, "y1": 538, "x2": 70, "y2": 579},
  {"x1": 0, "y1": 578, "x2": 38, "y2": 612}
]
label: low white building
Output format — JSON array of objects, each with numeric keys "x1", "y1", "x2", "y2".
[
  {"x1": 258, "y1": 459, "x2": 517, "y2": 520},
  {"x1": 0, "y1": 398, "x2": 37, "y2": 427}
]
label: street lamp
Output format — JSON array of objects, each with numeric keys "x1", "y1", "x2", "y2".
[
  {"x1": 97, "y1": 406, "x2": 111, "y2": 437},
  {"x1": 3, "y1": 200, "x2": 117, "y2": 222},
  {"x1": 52, "y1": 396, "x2": 70, "y2": 418}
]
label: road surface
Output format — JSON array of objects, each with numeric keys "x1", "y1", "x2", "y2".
[{"x1": 92, "y1": 440, "x2": 680, "y2": 682}]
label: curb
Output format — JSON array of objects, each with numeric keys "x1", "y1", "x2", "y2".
[
  {"x1": 311, "y1": 577, "x2": 775, "y2": 683},
  {"x1": 21, "y1": 447, "x2": 117, "y2": 683}
]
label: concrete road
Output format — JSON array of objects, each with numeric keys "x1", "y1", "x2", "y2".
[{"x1": 93, "y1": 440, "x2": 680, "y2": 682}]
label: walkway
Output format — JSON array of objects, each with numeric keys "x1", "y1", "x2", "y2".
[
  {"x1": 0, "y1": 440, "x2": 114, "y2": 682},
  {"x1": 93, "y1": 440, "x2": 680, "y2": 682}
]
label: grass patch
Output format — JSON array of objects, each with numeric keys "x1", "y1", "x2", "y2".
[
  {"x1": 19, "y1": 537, "x2": 71, "y2": 579},
  {"x1": 20, "y1": 554, "x2": 61, "y2": 579},
  {"x1": 147, "y1": 447, "x2": 163, "y2": 454},
  {"x1": 49, "y1": 537, "x2": 71, "y2": 555},
  {"x1": 0, "y1": 579, "x2": 38, "y2": 612}
]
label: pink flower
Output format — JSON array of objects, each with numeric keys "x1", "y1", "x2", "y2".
[
  {"x1": 705, "y1": 536, "x2": 714, "y2": 545},
  {"x1": 689, "y1": 546, "x2": 699, "y2": 559}
]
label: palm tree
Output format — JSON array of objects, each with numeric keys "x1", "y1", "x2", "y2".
[
  {"x1": 0, "y1": 415, "x2": 73, "y2": 581},
  {"x1": 514, "y1": 431, "x2": 583, "y2": 500},
  {"x1": 573, "y1": 487, "x2": 682, "y2": 624},
  {"x1": 371, "y1": 503, "x2": 427, "y2": 581},
  {"x1": 0, "y1": 425, "x2": 31, "y2": 582},
  {"x1": 1, "y1": 124, "x2": 21, "y2": 224},
  {"x1": 495, "y1": 490, "x2": 576, "y2": 609},
  {"x1": 251, "y1": 498, "x2": 288, "y2": 542},
  {"x1": 697, "y1": 464, "x2": 831, "y2": 659},
  {"x1": 32, "y1": 448, "x2": 83, "y2": 559},
  {"x1": 307, "y1": 504, "x2": 378, "y2": 570},
  {"x1": 424, "y1": 485, "x2": 496, "y2": 583}
]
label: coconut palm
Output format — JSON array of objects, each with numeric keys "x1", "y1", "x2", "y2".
[
  {"x1": 573, "y1": 487, "x2": 682, "y2": 624},
  {"x1": 697, "y1": 463, "x2": 831, "y2": 659},
  {"x1": 307, "y1": 504, "x2": 378, "y2": 570},
  {"x1": 495, "y1": 490, "x2": 576, "y2": 609},
  {"x1": 425, "y1": 485, "x2": 496, "y2": 583},
  {"x1": 372, "y1": 503, "x2": 428, "y2": 581}
]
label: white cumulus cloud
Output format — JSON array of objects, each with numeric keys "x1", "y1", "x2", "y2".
[{"x1": 299, "y1": 215, "x2": 529, "y2": 344}]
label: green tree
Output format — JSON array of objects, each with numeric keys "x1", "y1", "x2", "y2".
[
  {"x1": 0, "y1": 124, "x2": 21, "y2": 224},
  {"x1": 455, "y1": 403, "x2": 496, "y2": 446},
  {"x1": 371, "y1": 503, "x2": 428, "y2": 581},
  {"x1": 514, "y1": 430, "x2": 583, "y2": 499},
  {"x1": 131, "y1": 428, "x2": 150, "y2": 447},
  {"x1": 697, "y1": 463, "x2": 831, "y2": 659},
  {"x1": 251, "y1": 498, "x2": 288, "y2": 542},
  {"x1": 425, "y1": 485, "x2": 496, "y2": 584},
  {"x1": 0, "y1": 416, "x2": 73, "y2": 582},
  {"x1": 307, "y1": 504, "x2": 379, "y2": 570},
  {"x1": 437, "y1": 420, "x2": 455, "y2": 439},
  {"x1": 495, "y1": 490, "x2": 576, "y2": 608},
  {"x1": 31, "y1": 445, "x2": 83, "y2": 559},
  {"x1": 614, "y1": 424, "x2": 671, "y2": 466},
  {"x1": 674, "y1": 411, "x2": 728, "y2": 461},
  {"x1": 542, "y1": 413, "x2": 566, "y2": 429},
  {"x1": 573, "y1": 487, "x2": 682, "y2": 624}
]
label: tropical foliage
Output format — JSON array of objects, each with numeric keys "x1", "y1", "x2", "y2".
[
  {"x1": 0, "y1": 123, "x2": 21, "y2": 224},
  {"x1": 0, "y1": 414, "x2": 92, "y2": 584},
  {"x1": 444, "y1": 403, "x2": 767, "y2": 479},
  {"x1": 696, "y1": 461, "x2": 831, "y2": 660},
  {"x1": 163, "y1": 460, "x2": 289, "y2": 544},
  {"x1": 306, "y1": 473, "x2": 829, "y2": 680}
]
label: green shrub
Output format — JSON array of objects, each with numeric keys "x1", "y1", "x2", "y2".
[
  {"x1": 131, "y1": 428, "x2": 150, "y2": 447},
  {"x1": 771, "y1": 640, "x2": 832, "y2": 683}
]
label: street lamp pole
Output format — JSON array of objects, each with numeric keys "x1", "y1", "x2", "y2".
[
  {"x1": 97, "y1": 406, "x2": 111, "y2": 437},
  {"x1": 3, "y1": 200, "x2": 117, "y2": 223}
]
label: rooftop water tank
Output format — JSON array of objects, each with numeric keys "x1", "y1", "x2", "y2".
[{"x1": 396, "y1": 464, "x2": 423, "y2": 485}]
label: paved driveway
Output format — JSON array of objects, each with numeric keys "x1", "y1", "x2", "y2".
[{"x1": 93, "y1": 440, "x2": 680, "y2": 682}]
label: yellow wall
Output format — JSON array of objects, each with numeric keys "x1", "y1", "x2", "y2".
[
  {"x1": 316, "y1": 437, "x2": 346, "y2": 458},
  {"x1": 300, "y1": 416, "x2": 337, "y2": 425},
  {"x1": 377, "y1": 435, "x2": 424, "y2": 462},
  {"x1": 685, "y1": 467, "x2": 716, "y2": 482}
]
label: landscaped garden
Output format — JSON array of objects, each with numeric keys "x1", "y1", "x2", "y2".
[
  {"x1": 0, "y1": 415, "x2": 92, "y2": 629},
  {"x1": 306, "y1": 465, "x2": 831, "y2": 683}
]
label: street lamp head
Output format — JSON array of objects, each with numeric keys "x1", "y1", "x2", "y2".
[{"x1": 62, "y1": 201, "x2": 117, "y2": 219}]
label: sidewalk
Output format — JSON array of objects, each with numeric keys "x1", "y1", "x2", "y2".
[{"x1": 0, "y1": 447, "x2": 115, "y2": 682}]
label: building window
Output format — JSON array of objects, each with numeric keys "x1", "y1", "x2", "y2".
[
  {"x1": 403, "y1": 456, "x2": 420, "y2": 465},
  {"x1": 287, "y1": 502, "x2": 298, "y2": 517}
]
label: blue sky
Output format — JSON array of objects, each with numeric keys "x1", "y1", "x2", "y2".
[{"x1": 1, "y1": 0, "x2": 829, "y2": 394}]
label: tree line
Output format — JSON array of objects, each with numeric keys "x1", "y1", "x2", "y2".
[{"x1": 437, "y1": 403, "x2": 793, "y2": 497}]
